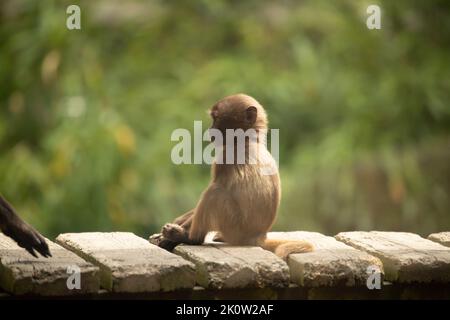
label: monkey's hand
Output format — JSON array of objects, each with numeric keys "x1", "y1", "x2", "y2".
[
  {"x1": 162, "y1": 223, "x2": 205, "y2": 245},
  {"x1": 149, "y1": 233, "x2": 179, "y2": 251},
  {"x1": 1, "y1": 218, "x2": 51, "y2": 258},
  {"x1": 162, "y1": 223, "x2": 190, "y2": 243},
  {"x1": 148, "y1": 232, "x2": 163, "y2": 245},
  {"x1": 0, "y1": 196, "x2": 51, "y2": 258}
]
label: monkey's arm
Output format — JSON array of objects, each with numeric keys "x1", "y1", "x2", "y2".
[
  {"x1": 162, "y1": 185, "x2": 219, "y2": 246},
  {"x1": 0, "y1": 195, "x2": 51, "y2": 258},
  {"x1": 173, "y1": 209, "x2": 194, "y2": 226}
]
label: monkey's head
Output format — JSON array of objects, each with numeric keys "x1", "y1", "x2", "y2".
[{"x1": 209, "y1": 94, "x2": 268, "y2": 133}]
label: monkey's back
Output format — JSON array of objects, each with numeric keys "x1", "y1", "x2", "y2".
[{"x1": 213, "y1": 148, "x2": 280, "y2": 245}]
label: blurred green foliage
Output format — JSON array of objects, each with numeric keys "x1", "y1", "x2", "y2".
[{"x1": 0, "y1": 0, "x2": 449, "y2": 239}]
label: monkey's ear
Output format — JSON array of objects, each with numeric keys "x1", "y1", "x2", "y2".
[{"x1": 246, "y1": 106, "x2": 257, "y2": 124}]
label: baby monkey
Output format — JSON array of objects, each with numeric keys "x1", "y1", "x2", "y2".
[{"x1": 150, "y1": 94, "x2": 313, "y2": 260}]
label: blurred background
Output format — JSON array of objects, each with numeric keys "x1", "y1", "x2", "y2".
[{"x1": 0, "y1": 0, "x2": 449, "y2": 239}]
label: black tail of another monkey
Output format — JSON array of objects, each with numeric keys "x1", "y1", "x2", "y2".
[{"x1": 0, "y1": 194, "x2": 51, "y2": 258}]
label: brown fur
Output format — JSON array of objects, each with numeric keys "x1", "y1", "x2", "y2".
[{"x1": 151, "y1": 94, "x2": 313, "y2": 260}]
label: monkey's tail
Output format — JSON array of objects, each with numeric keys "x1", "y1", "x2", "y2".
[{"x1": 262, "y1": 239, "x2": 314, "y2": 260}]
